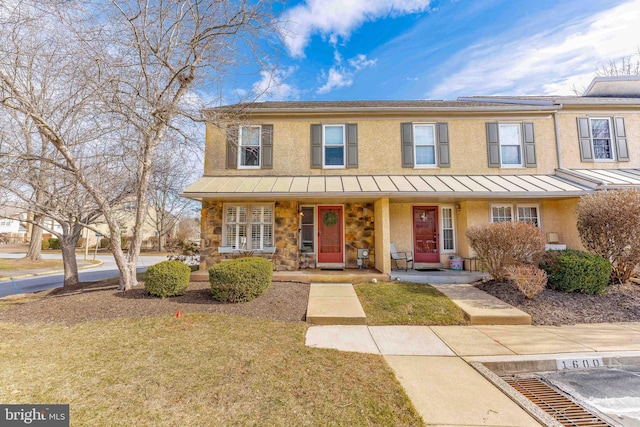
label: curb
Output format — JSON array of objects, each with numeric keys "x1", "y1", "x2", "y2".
[{"x1": 0, "y1": 260, "x2": 103, "y2": 282}]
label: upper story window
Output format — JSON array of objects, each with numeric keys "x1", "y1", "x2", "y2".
[
  {"x1": 401, "y1": 122, "x2": 450, "y2": 168},
  {"x1": 498, "y1": 124, "x2": 522, "y2": 167},
  {"x1": 310, "y1": 123, "x2": 358, "y2": 169},
  {"x1": 323, "y1": 125, "x2": 345, "y2": 168},
  {"x1": 414, "y1": 124, "x2": 437, "y2": 167},
  {"x1": 0, "y1": 218, "x2": 12, "y2": 227},
  {"x1": 226, "y1": 124, "x2": 273, "y2": 170},
  {"x1": 486, "y1": 122, "x2": 536, "y2": 168},
  {"x1": 577, "y1": 116, "x2": 629, "y2": 163},
  {"x1": 239, "y1": 125, "x2": 261, "y2": 168}
]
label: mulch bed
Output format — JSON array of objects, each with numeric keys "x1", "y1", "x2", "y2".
[
  {"x1": 476, "y1": 280, "x2": 640, "y2": 325},
  {"x1": 0, "y1": 281, "x2": 310, "y2": 326}
]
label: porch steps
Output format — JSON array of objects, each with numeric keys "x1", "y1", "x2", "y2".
[
  {"x1": 306, "y1": 283, "x2": 367, "y2": 325},
  {"x1": 434, "y1": 283, "x2": 531, "y2": 325}
]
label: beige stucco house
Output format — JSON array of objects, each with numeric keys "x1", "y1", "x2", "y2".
[{"x1": 183, "y1": 76, "x2": 640, "y2": 275}]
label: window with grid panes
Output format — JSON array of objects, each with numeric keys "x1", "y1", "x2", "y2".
[
  {"x1": 441, "y1": 208, "x2": 454, "y2": 251},
  {"x1": 224, "y1": 205, "x2": 273, "y2": 250}
]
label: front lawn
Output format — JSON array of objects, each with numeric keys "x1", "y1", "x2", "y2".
[
  {"x1": 0, "y1": 313, "x2": 423, "y2": 426},
  {"x1": 0, "y1": 258, "x2": 62, "y2": 273},
  {"x1": 354, "y1": 281, "x2": 468, "y2": 326}
]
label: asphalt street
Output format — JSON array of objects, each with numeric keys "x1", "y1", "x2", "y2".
[{"x1": 0, "y1": 252, "x2": 168, "y2": 297}]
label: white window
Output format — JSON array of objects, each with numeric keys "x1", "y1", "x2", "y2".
[
  {"x1": 224, "y1": 204, "x2": 273, "y2": 250},
  {"x1": 589, "y1": 118, "x2": 614, "y2": 160},
  {"x1": 323, "y1": 125, "x2": 345, "y2": 168},
  {"x1": 491, "y1": 204, "x2": 540, "y2": 227},
  {"x1": 299, "y1": 206, "x2": 315, "y2": 253},
  {"x1": 0, "y1": 218, "x2": 11, "y2": 227},
  {"x1": 517, "y1": 205, "x2": 540, "y2": 227},
  {"x1": 414, "y1": 124, "x2": 436, "y2": 167},
  {"x1": 499, "y1": 124, "x2": 522, "y2": 167},
  {"x1": 441, "y1": 207, "x2": 455, "y2": 252},
  {"x1": 491, "y1": 205, "x2": 513, "y2": 223},
  {"x1": 238, "y1": 125, "x2": 261, "y2": 168}
]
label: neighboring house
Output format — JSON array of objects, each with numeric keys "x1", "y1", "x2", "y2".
[
  {"x1": 0, "y1": 207, "x2": 27, "y2": 243},
  {"x1": 183, "y1": 76, "x2": 640, "y2": 274}
]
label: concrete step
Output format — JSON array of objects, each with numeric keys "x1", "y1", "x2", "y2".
[
  {"x1": 306, "y1": 283, "x2": 367, "y2": 325},
  {"x1": 435, "y1": 284, "x2": 531, "y2": 325}
]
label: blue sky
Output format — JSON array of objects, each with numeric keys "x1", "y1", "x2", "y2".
[{"x1": 228, "y1": 0, "x2": 640, "y2": 102}]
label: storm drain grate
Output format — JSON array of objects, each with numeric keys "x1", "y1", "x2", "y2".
[{"x1": 503, "y1": 377, "x2": 611, "y2": 427}]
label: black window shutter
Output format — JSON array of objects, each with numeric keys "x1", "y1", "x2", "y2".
[
  {"x1": 486, "y1": 122, "x2": 500, "y2": 167},
  {"x1": 261, "y1": 124, "x2": 273, "y2": 169},
  {"x1": 613, "y1": 117, "x2": 630, "y2": 161},
  {"x1": 523, "y1": 122, "x2": 537, "y2": 167},
  {"x1": 577, "y1": 117, "x2": 594, "y2": 162},
  {"x1": 401, "y1": 123, "x2": 414, "y2": 168},
  {"x1": 436, "y1": 122, "x2": 450, "y2": 167},
  {"x1": 310, "y1": 124, "x2": 322, "y2": 169},
  {"x1": 346, "y1": 123, "x2": 358, "y2": 168},
  {"x1": 226, "y1": 125, "x2": 238, "y2": 169}
]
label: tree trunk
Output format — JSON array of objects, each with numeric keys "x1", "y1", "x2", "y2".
[
  {"x1": 60, "y1": 235, "x2": 79, "y2": 287},
  {"x1": 24, "y1": 215, "x2": 44, "y2": 261},
  {"x1": 157, "y1": 233, "x2": 164, "y2": 252}
]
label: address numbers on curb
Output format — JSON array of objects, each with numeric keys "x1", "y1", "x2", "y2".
[{"x1": 556, "y1": 357, "x2": 603, "y2": 370}]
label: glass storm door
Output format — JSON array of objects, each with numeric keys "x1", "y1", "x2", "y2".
[
  {"x1": 317, "y1": 206, "x2": 343, "y2": 263},
  {"x1": 413, "y1": 206, "x2": 439, "y2": 263}
]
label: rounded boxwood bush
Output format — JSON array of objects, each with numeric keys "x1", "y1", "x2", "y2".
[
  {"x1": 209, "y1": 257, "x2": 272, "y2": 303},
  {"x1": 144, "y1": 260, "x2": 191, "y2": 298},
  {"x1": 539, "y1": 250, "x2": 611, "y2": 295}
]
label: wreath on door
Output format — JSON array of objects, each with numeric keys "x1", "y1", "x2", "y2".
[{"x1": 322, "y1": 211, "x2": 338, "y2": 227}]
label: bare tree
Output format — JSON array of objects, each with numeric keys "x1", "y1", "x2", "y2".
[
  {"x1": 0, "y1": 0, "x2": 277, "y2": 290},
  {"x1": 595, "y1": 47, "x2": 640, "y2": 77}
]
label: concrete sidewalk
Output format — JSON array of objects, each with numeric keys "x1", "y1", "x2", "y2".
[{"x1": 306, "y1": 323, "x2": 640, "y2": 426}]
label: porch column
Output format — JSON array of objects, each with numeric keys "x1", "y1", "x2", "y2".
[{"x1": 374, "y1": 197, "x2": 391, "y2": 274}]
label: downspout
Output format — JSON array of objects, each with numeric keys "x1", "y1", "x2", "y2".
[{"x1": 553, "y1": 105, "x2": 563, "y2": 169}]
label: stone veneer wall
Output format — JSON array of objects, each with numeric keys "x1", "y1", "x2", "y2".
[
  {"x1": 344, "y1": 202, "x2": 375, "y2": 269},
  {"x1": 273, "y1": 201, "x2": 299, "y2": 271},
  {"x1": 200, "y1": 200, "x2": 376, "y2": 271}
]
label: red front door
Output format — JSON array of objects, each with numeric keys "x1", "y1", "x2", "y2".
[
  {"x1": 318, "y1": 206, "x2": 343, "y2": 263},
  {"x1": 413, "y1": 206, "x2": 439, "y2": 263}
]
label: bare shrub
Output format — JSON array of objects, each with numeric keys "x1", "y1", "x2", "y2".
[
  {"x1": 506, "y1": 265, "x2": 547, "y2": 299},
  {"x1": 466, "y1": 221, "x2": 546, "y2": 280},
  {"x1": 576, "y1": 189, "x2": 640, "y2": 283}
]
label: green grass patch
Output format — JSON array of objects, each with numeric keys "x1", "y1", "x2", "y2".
[
  {"x1": 0, "y1": 314, "x2": 423, "y2": 426},
  {"x1": 354, "y1": 281, "x2": 468, "y2": 325}
]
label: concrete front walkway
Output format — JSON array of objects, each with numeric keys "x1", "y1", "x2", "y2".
[{"x1": 306, "y1": 323, "x2": 640, "y2": 426}]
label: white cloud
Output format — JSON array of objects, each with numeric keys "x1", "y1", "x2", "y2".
[
  {"x1": 316, "y1": 53, "x2": 377, "y2": 94},
  {"x1": 281, "y1": 0, "x2": 431, "y2": 57},
  {"x1": 252, "y1": 67, "x2": 299, "y2": 101},
  {"x1": 427, "y1": 0, "x2": 640, "y2": 98},
  {"x1": 349, "y1": 54, "x2": 377, "y2": 70},
  {"x1": 317, "y1": 68, "x2": 353, "y2": 94}
]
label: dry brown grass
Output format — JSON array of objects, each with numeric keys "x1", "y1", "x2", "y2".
[
  {"x1": 0, "y1": 258, "x2": 62, "y2": 272},
  {"x1": 0, "y1": 314, "x2": 422, "y2": 426}
]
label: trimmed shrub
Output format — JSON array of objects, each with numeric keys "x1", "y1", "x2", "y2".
[
  {"x1": 539, "y1": 250, "x2": 611, "y2": 295},
  {"x1": 506, "y1": 264, "x2": 547, "y2": 299},
  {"x1": 48, "y1": 238, "x2": 61, "y2": 250},
  {"x1": 209, "y1": 257, "x2": 272, "y2": 303},
  {"x1": 144, "y1": 260, "x2": 191, "y2": 298},
  {"x1": 466, "y1": 221, "x2": 546, "y2": 280},
  {"x1": 576, "y1": 189, "x2": 640, "y2": 283}
]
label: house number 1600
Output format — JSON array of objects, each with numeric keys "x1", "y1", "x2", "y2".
[{"x1": 556, "y1": 357, "x2": 603, "y2": 370}]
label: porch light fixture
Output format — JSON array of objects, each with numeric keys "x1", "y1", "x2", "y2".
[{"x1": 455, "y1": 203, "x2": 461, "y2": 212}]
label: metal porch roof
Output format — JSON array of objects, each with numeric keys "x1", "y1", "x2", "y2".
[{"x1": 182, "y1": 174, "x2": 590, "y2": 200}]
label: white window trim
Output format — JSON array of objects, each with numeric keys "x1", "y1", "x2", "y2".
[
  {"x1": 238, "y1": 125, "x2": 262, "y2": 169},
  {"x1": 413, "y1": 123, "x2": 438, "y2": 169},
  {"x1": 299, "y1": 205, "x2": 316, "y2": 254},
  {"x1": 439, "y1": 205, "x2": 456, "y2": 253},
  {"x1": 588, "y1": 117, "x2": 616, "y2": 162},
  {"x1": 322, "y1": 124, "x2": 346, "y2": 169},
  {"x1": 490, "y1": 203, "x2": 541, "y2": 228},
  {"x1": 498, "y1": 123, "x2": 524, "y2": 168},
  {"x1": 222, "y1": 203, "x2": 274, "y2": 251}
]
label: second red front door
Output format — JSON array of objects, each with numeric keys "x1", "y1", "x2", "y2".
[
  {"x1": 413, "y1": 206, "x2": 440, "y2": 263},
  {"x1": 318, "y1": 206, "x2": 343, "y2": 263}
]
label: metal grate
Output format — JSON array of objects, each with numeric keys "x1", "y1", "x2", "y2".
[{"x1": 504, "y1": 377, "x2": 611, "y2": 427}]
